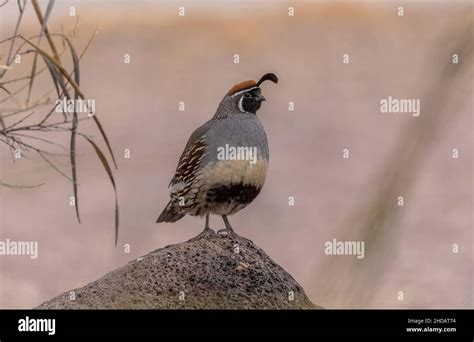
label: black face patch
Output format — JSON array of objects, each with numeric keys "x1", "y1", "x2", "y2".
[
  {"x1": 206, "y1": 183, "x2": 262, "y2": 205},
  {"x1": 240, "y1": 88, "x2": 264, "y2": 114}
]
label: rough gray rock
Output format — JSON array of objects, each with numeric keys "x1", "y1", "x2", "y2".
[{"x1": 37, "y1": 230, "x2": 319, "y2": 309}]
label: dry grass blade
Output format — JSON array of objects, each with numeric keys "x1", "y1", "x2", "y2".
[
  {"x1": 41, "y1": 56, "x2": 69, "y2": 97},
  {"x1": 27, "y1": 0, "x2": 56, "y2": 105},
  {"x1": 90, "y1": 114, "x2": 118, "y2": 169},
  {"x1": 19, "y1": 36, "x2": 118, "y2": 170},
  {"x1": 0, "y1": 84, "x2": 12, "y2": 95},
  {"x1": 70, "y1": 80, "x2": 80, "y2": 225},
  {"x1": 18, "y1": 35, "x2": 109, "y2": 226},
  {"x1": 3, "y1": 3, "x2": 119, "y2": 246},
  {"x1": 32, "y1": 0, "x2": 61, "y2": 64},
  {"x1": 84, "y1": 136, "x2": 119, "y2": 246},
  {"x1": 0, "y1": 0, "x2": 26, "y2": 80},
  {"x1": 61, "y1": 36, "x2": 80, "y2": 87},
  {"x1": 0, "y1": 180, "x2": 44, "y2": 189},
  {"x1": 37, "y1": 150, "x2": 73, "y2": 182}
]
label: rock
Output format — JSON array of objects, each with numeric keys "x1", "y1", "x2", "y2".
[{"x1": 37, "y1": 230, "x2": 319, "y2": 309}]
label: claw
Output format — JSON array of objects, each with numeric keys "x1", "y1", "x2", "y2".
[
  {"x1": 188, "y1": 227, "x2": 215, "y2": 242},
  {"x1": 217, "y1": 228, "x2": 231, "y2": 236}
]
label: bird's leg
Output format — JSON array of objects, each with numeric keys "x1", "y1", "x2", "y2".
[
  {"x1": 188, "y1": 213, "x2": 214, "y2": 242},
  {"x1": 204, "y1": 213, "x2": 212, "y2": 231},
  {"x1": 222, "y1": 215, "x2": 234, "y2": 232},
  {"x1": 217, "y1": 215, "x2": 254, "y2": 244},
  {"x1": 217, "y1": 215, "x2": 235, "y2": 235}
]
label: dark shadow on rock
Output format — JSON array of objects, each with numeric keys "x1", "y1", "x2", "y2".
[{"x1": 37, "y1": 231, "x2": 320, "y2": 309}]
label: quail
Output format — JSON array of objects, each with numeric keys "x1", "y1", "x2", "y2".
[{"x1": 156, "y1": 73, "x2": 278, "y2": 236}]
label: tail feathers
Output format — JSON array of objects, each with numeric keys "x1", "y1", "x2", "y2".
[{"x1": 156, "y1": 201, "x2": 185, "y2": 223}]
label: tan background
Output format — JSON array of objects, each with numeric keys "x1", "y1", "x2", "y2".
[{"x1": 0, "y1": 0, "x2": 472, "y2": 308}]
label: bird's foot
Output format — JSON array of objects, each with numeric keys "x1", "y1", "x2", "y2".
[
  {"x1": 217, "y1": 227, "x2": 234, "y2": 236},
  {"x1": 217, "y1": 228, "x2": 253, "y2": 245},
  {"x1": 188, "y1": 227, "x2": 216, "y2": 242}
]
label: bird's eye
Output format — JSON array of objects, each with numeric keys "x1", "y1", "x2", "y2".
[{"x1": 244, "y1": 93, "x2": 251, "y2": 98}]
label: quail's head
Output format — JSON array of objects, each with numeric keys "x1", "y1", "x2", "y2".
[{"x1": 226, "y1": 73, "x2": 278, "y2": 115}]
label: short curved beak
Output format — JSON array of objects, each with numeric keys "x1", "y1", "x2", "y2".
[{"x1": 256, "y1": 95, "x2": 266, "y2": 102}]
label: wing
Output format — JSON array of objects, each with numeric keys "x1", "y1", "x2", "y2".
[{"x1": 169, "y1": 120, "x2": 212, "y2": 188}]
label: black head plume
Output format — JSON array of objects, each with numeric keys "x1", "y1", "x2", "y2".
[{"x1": 257, "y1": 73, "x2": 278, "y2": 87}]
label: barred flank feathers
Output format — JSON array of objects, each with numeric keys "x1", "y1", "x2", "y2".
[{"x1": 156, "y1": 201, "x2": 185, "y2": 223}]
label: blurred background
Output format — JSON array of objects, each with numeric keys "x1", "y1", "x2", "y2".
[{"x1": 0, "y1": 0, "x2": 472, "y2": 309}]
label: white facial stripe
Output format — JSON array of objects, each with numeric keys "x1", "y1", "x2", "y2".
[
  {"x1": 238, "y1": 96, "x2": 245, "y2": 112},
  {"x1": 231, "y1": 86, "x2": 259, "y2": 97}
]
